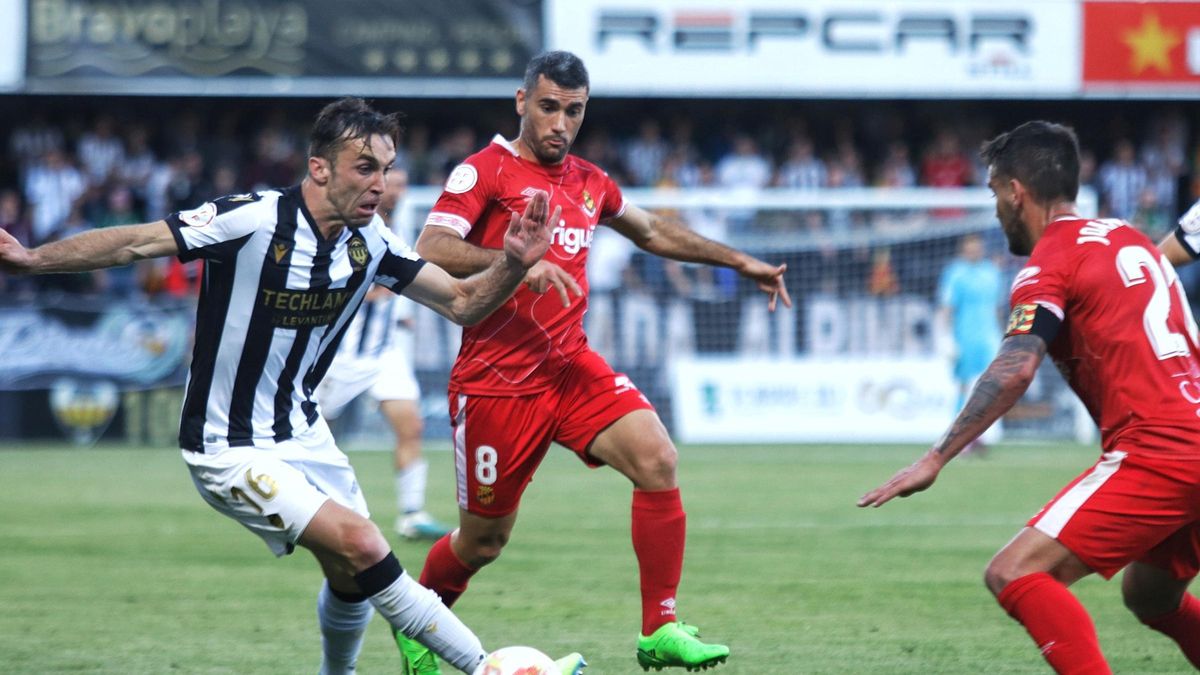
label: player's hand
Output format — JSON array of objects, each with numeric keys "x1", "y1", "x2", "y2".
[
  {"x1": 503, "y1": 189, "x2": 561, "y2": 269},
  {"x1": 524, "y1": 260, "x2": 582, "y2": 308},
  {"x1": 737, "y1": 258, "x2": 791, "y2": 312},
  {"x1": 857, "y1": 450, "x2": 944, "y2": 508},
  {"x1": 0, "y1": 228, "x2": 33, "y2": 274}
]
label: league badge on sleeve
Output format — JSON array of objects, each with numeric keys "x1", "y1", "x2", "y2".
[
  {"x1": 445, "y1": 164, "x2": 478, "y2": 194},
  {"x1": 178, "y1": 202, "x2": 217, "y2": 228}
]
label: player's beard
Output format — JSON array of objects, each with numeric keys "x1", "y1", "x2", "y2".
[{"x1": 999, "y1": 205, "x2": 1032, "y2": 256}]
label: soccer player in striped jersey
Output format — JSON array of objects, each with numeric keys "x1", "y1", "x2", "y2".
[
  {"x1": 0, "y1": 98, "x2": 585, "y2": 675},
  {"x1": 860, "y1": 122, "x2": 1200, "y2": 673},
  {"x1": 317, "y1": 166, "x2": 452, "y2": 541}
]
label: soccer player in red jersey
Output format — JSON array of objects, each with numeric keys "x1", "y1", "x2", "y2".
[
  {"x1": 859, "y1": 121, "x2": 1200, "y2": 673},
  {"x1": 401, "y1": 51, "x2": 790, "y2": 673}
]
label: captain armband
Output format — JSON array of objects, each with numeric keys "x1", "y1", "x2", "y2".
[{"x1": 1005, "y1": 303, "x2": 1061, "y2": 344}]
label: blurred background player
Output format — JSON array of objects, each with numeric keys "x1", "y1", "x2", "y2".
[
  {"x1": 0, "y1": 97, "x2": 584, "y2": 675},
  {"x1": 860, "y1": 121, "x2": 1200, "y2": 674},
  {"x1": 935, "y1": 232, "x2": 1005, "y2": 453},
  {"x1": 403, "y1": 51, "x2": 790, "y2": 673},
  {"x1": 317, "y1": 166, "x2": 452, "y2": 541}
]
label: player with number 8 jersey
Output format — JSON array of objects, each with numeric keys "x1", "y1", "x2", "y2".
[{"x1": 860, "y1": 121, "x2": 1200, "y2": 673}]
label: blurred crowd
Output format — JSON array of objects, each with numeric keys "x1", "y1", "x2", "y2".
[{"x1": 0, "y1": 97, "x2": 1195, "y2": 300}]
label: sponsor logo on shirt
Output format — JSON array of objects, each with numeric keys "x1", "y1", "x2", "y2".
[
  {"x1": 551, "y1": 222, "x2": 593, "y2": 254},
  {"x1": 272, "y1": 243, "x2": 291, "y2": 264},
  {"x1": 259, "y1": 288, "x2": 352, "y2": 328}
]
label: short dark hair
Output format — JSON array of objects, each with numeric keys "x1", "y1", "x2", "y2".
[
  {"x1": 308, "y1": 97, "x2": 401, "y2": 162},
  {"x1": 523, "y1": 51, "x2": 589, "y2": 92},
  {"x1": 980, "y1": 121, "x2": 1080, "y2": 203}
]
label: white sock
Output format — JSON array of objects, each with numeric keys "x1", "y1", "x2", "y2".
[
  {"x1": 317, "y1": 582, "x2": 374, "y2": 675},
  {"x1": 396, "y1": 458, "x2": 429, "y2": 515},
  {"x1": 354, "y1": 553, "x2": 485, "y2": 673}
]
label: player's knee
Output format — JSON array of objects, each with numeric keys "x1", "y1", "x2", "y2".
[
  {"x1": 1122, "y1": 577, "x2": 1184, "y2": 621},
  {"x1": 339, "y1": 518, "x2": 390, "y2": 571},
  {"x1": 628, "y1": 442, "x2": 678, "y2": 489},
  {"x1": 983, "y1": 558, "x2": 1020, "y2": 597},
  {"x1": 456, "y1": 529, "x2": 510, "y2": 568}
]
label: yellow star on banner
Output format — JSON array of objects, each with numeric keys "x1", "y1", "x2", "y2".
[{"x1": 1122, "y1": 12, "x2": 1181, "y2": 75}]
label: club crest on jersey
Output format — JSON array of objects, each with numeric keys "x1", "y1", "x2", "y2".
[
  {"x1": 348, "y1": 235, "x2": 370, "y2": 271},
  {"x1": 1006, "y1": 304, "x2": 1038, "y2": 336},
  {"x1": 581, "y1": 189, "x2": 597, "y2": 218},
  {"x1": 476, "y1": 485, "x2": 494, "y2": 505}
]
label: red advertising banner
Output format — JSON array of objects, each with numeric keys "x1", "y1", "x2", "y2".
[{"x1": 1083, "y1": 1, "x2": 1200, "y2": 87}]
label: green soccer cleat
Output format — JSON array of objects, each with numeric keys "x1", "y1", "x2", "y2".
[
  {"x1": 637, "y1": 622, "x2": 729, "y2": 672},
  {"x1": 554, "y1": 652, "x2": 587, "y2": 675},
  {"x1": 394, "y1": 630, "x2": 441, "y2": 675}
]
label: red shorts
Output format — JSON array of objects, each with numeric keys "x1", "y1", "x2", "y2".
[
  {"x1": 448, "y1": 350, "x2": 655, "y2": 517},
  {"x1": 1029, "y1": 450, "x2": 1200, "y2": 580}
]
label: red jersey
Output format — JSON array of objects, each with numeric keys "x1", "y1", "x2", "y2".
[
  {"x1": 1008, "y1": 217, "x2": 1200, "y2": 456},
  {"x1": 426, "y1": 135, "x2": 627, "y2": 395}
]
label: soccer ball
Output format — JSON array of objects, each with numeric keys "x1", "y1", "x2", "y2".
[{"x1": 472, "y1": 646, "x2": 558, "y2": 675}]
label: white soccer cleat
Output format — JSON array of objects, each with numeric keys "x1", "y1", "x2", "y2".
[{"x1": 395, "y1": 511, "x2": 452, "y2": 541}]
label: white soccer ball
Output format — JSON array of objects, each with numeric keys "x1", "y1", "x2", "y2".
[{"x1": 472, "y1": 646, "x2": 558, "y2": 675}]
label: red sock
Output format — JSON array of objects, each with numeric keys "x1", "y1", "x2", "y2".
[
  {"x1": 632, "y1": 487, "x2": 686, "y2": 636},
  {"x1": 997, "y1": 572, "x2": 1111, "y2": 675},
  {"x1": 418, "y1": 534, "x2": 475, "y2": 608},
  {"x1": 1140, "y1": 593, "x2": 1200, "y2": 668}
]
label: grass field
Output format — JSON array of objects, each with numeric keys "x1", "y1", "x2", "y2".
[{"x1": 0, "y1": 442, "x2": 1193, "y2": 674}]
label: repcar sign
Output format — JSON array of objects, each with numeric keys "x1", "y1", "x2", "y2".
[{"x1": 548, "y1": 0, "x2": 1079, "y2": 97}]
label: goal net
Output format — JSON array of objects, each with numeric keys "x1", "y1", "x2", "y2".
[{"x1": 335, "y1": 186, "x2": 1097, "y2": 446}]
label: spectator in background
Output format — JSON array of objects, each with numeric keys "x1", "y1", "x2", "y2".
[
  {"x1": 1098, "y1": 138, "x2": 1147, "y2": 220},
  {"x1": 775, "y1": 137, "x2": 827, "y2": 190},
  {"x1": 9, "y1": 113, "x2": 64, "y2": 176},
  {"x1": 867, "y1": 247, "x2": 899, "y2": 296},
  {"x1": 936, "y1": 233, "x2": 1004, "y2": 452},
  {"x1": 874, "y1": 141, "x2": 916, "y2": 188},
  {"x1": 23, "y1": 148, "x2": 86, "y2": 245},
  {"x1": 0, "y1": 189, "x2": 31, "y2": 295},
  {"x1": 120, "y1": 124, "x2": 159, "y2": 214},
  {"x1": 77, "y1": 115, "x2": 125, "y2": 187},
  {"x1": 921, "y1": 129, "x2": 973, "y2": 187},
  {"x1": 715, "y1": 133, "x2": 771, "y2": 231},
  {"x1": 623, "y1": 119, "x2": 669, "y2": 186},
  {"x1": 94, "y1": 184, "x2": 144, "y2": 297}
]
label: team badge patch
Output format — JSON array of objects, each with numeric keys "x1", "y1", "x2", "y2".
[
  {"x1": 348, "y1": 235, "x2": 370, "y2": 271},
  {"x1": 445, "y1": 164, "x2": 478, "y2": 194},
  {"x1": 582, "y1": 189, "x2": 597, "y2": 217},
  {"x1": 476, "y1": 485, "x2": 495, "y2": 505},
  {"x1": 1006, "y1": 304, "x2": 1038, "y2": 336}
]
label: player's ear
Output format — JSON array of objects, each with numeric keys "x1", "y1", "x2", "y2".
[
  {"x1": 309, "y1": 155, "x2": 330, "y2": 185},
  {"x1": 515, "y1": 88, "x2": 526, "y2": 116}
]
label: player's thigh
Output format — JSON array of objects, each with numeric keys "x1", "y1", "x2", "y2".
[
  {"x1": 317, "y1": 358, "x2": 379, "y2": 419},
  {"x1": 370, "y1": 349, "x2": 420, "y2": 402},
  {"x1": 986, "y1": 526, "x2": 1093, "y2": 594},
  {"x1": 1123, "y1": 558, "x2": 1195, "y2": 618},
  {"x1": 182, "y1": 446, "x2": 340, "y2": 557},
  {"x1": 1029, "y1": 450, "x2": 1200, "y2": 580},
  {"x1": 553, "y1": 351, "x2": 666, "y2": 479},
  {"x1": 448, "y1": 390, "x2": 555, "y2": 517}
]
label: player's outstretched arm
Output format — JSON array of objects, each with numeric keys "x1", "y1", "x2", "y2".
[
  {"x1": 0, "y1": 221, "x2": 178, "y2": 275},
  {"x1": 404, "y1": 191, "x2": 558, "y2": 325},
  {"x1": 857, "y1": 333, "x2": 1047, "y2": 508},
  {"x1": 609, "y1": 204, "x2": 791, "y2": 311}
]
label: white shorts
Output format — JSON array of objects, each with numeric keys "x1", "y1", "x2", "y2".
[
  {"x1": 181, "y1": 419, "x2": 369, "y2": 557},
  {"x1": 318, "y1": 345, "x2": 420, "y2": 419}
]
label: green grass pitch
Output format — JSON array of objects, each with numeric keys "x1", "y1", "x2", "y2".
[{"x1": 0, "y1": 442, "x2": 1192, "y2": 673}]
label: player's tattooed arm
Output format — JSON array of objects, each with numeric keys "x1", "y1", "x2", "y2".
[
  {"x1": 933, "y1": 334, "x2": 1046, "y2": 458},
  {"x1": 858, "y1": 333, "x2": 1045, "y2": 508},
  {"x1": 0, "y1": 221, "x2": 178, "y2": 274}
]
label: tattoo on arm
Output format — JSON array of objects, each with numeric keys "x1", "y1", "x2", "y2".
[{"x1": 935, "y1": 334, "x2": 1046, "y2": 457}]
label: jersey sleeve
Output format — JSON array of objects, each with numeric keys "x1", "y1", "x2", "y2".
[
  {"x1": 598, "y1": 171, "x2": 627, "y2": 221},
  {"x1": 1173, "y1": 198, "x2": 1200, "y2": 258},
  {"x1": 424, "y1": 158, "x2": 496, "y2": 239},
  {"x1": 1006, "y1": 244, "x2": 1070, "y2": 340},
  {"x1": 166, "y1": 193, "x2": 267, "y2": 262},
  {"x1": 374, "y1": 227, "x2": 427, "y2": 293}
]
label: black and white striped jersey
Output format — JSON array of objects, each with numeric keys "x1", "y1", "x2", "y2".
[{"x1": 165, "y1": 185, "x2": 425, "y2": 451}]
